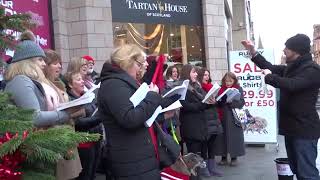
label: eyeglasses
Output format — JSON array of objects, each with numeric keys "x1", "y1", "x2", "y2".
[{"x1": 134, "y1": 59, "x2": 145, "y2": 67}]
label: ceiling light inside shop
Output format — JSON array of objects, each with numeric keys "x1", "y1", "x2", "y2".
[
  {"x1": 191, "y1": 45, "x2": 195, "y2": 48},
  {"x1": 170, "y1": 33, "x2": 174, "y2": 37},
  {"x1": 190, "y1": 28, "x2": 194, "y2": 31},
  {"x1": 200, "y1": 49, "x2": 202, "y2": 51},
  {"x1": 115, "y1": 26, "x2": 120, "y2": 29}
]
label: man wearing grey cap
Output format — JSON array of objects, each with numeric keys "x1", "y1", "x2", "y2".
[{"x1": 242, "y1": 34, "x2": 320, "y2": 180}]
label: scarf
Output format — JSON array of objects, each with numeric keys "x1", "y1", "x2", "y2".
[
  {"x1": 217, "y1": 84, "x2": 240, "y2": 120},
  {"x1": 201, "y1": 82, "x2": 213, "y2": 93}
]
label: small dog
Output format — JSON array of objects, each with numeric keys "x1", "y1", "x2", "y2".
[{"x1": 170, "y1": 153, "x2": 205, "y2": 176}]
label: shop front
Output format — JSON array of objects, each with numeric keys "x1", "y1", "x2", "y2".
[{"x1": 111, "y1": 0, "x2": 206, "y2": 67}]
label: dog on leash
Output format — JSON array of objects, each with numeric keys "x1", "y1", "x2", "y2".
[{"x1": 170, "y1": 153, "x2": 205, "y2": 176}]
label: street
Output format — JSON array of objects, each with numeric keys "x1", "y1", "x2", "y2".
[{"x1": 96, "y1": 136, "x2": 290, "y2": 180}]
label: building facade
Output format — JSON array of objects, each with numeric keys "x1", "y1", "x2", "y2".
[
  {"x1": 231, "y1": 0, "x2": 254, "y2": 50},
  {"x1": 2, "y1": 0, "x2": 236, "y2": 82}
]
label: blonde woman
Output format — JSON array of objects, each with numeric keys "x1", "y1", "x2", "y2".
[
  {"x1": 5, "y1": 33, "x2": 74, "y2": 127},
  {"x1": 98, "y1": 44, "x2": 179, "y2": 180},
  {"x1": 5, "y1": 32, "x2": 83, "y2": 180}
]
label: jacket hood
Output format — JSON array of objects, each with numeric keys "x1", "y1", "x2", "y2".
[
  {"x1": 100, "y1": 62, "x2": 124, "y2": 80},
  {"x1": 100, "y1": 62, "x2": 139, "y2": 89}
]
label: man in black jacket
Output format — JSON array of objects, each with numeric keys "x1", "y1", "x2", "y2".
[{"x1": 242, "y1": 34, "x2": 320, "y2": 180}]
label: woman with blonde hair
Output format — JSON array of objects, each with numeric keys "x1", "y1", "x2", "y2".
[
  {"x1": 5, "y1": 31, "x2": 83, "y2": 179},
  {"x1": 4, "y1": 32, "x2": 75, "y2": 127},
  {"x1": 98, "y1": 44, "x2": 179, "y2": 180}
]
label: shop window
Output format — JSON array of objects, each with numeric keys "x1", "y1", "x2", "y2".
[{"x1": 113, "y1": 23, "x2": 205, "y2": 67}]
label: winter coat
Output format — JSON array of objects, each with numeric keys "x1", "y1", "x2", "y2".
[
  {"x1": 67, "y1": 91, "x2": 102, "y2": 133},
  {"x1": 180, "y1": 83, "x2": 222, "y2": 141},
  {"x1": 5, "y1": 75, "x2": 82, "y2": 180},
  {"x1": 97, "y1": 63, "x2": 162, "y2": 180},
  {"x1": 213, "y1": 87, "x2": 246, "y2": 157},
  {"x1": 5, "y1": 75, "x2": 70, "y2": 127},
  {"x1": 67, "y1": 91, "x2": 103, "y2": 180},
  {"x1": 252, "y1": 53, "x2": 320, "y2": 139}
]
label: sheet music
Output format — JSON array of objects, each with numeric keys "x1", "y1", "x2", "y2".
[
  {"x1": 163, "y1": 80, "x2": 189, "y2": 100},
  {"x1": 202, "y1": 82, "x2": 221, "y2": 103},
  {"x1": 129, "y1": 83, "x2": 150, "y2": 107}
]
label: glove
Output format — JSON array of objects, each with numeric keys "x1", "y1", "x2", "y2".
[
  {"x1": 219, "y1": 95, "x2": 227, "y2": 104},
  {"x1": 160, "y1": 94, "x2": 181, "y2": 108},
  {"x1": 200, "y1": 102, "x2": 213, "y2": 110},
  {"x1": 66, "y1": 107, "x2": 86, "y2": 119}
]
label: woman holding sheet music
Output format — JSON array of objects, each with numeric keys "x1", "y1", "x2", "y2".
[
  {"x1": 179, "y1": 65, "x2": 223, "y2": 177},
  {"x1": 97, "y1": 44, "x2": 178, "y2": 180},
  {"x1": 214, "y1": 72, "x2": 246, "y2": 166},
  {"x1": 197, "y1": 68, "x2": 224, "y2": 177},
  {"x1": 64, "y1": 71, "x2": 103, "y2": 180},
  {"x1": 4, "y1": 31, "x2": 84, "y2": 180}
]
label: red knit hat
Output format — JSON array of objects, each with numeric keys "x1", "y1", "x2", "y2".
[{"x1": 82, "y1": 55, "x2": 95, "y2": 64}]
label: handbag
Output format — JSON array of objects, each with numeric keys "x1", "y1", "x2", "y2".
[
  {"x1": 154, "y1": 121, "x2": 181, "y2": 169},
  {"x1": 232, "y1": 108, "x2": 255, "y2": 128}
]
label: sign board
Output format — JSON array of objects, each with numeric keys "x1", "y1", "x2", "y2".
[
  {"x1": 229, "y1": 49, "x2": 277, "y2": 143},
  {"x1": 1, "y1": 0, "x2": 53, "y2": 59},
  {"x1": 111, "y1": 0, "x2": 202, "y2": 25}
]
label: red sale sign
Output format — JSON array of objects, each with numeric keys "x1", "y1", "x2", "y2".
[{"x1": 1, "y1": 0, "x2": 52, "y2": 59}]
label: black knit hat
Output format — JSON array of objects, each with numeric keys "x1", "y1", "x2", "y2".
[{"x1": 285, "y1": 34, "x2": 311, "y2": 55}]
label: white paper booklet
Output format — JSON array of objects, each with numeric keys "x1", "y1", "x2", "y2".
[
  {"x1": 144, "y1": 100, "x2": 182, "y2": 127},
  {"x1": 57, "y1": 83, "x2": 100, "y2": 111},
  {"x1": 226, "y1": 88, "x2": 241, "y2": 102},
  {"x1": 57, "y1": 92, "x2": 95, "y2": 111},
  {"x1": 129, "y1": 83, "x2": 150, "y2": 107},
  {"x1": 163, "y1": 80, "x2": 189, "y2": 100},
  {"x1": 202, "y1": 82, "x2": 221, "y2": 103},
  {"x1": 129, "y1": 83, "x2": 184, "y2": 127},
  {"x1": 216, "y1": 88, "x2": 241, "y2": 102}
]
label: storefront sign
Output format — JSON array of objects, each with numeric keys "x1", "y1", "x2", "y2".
[
  {"x1": 111, "y1": 0, "x2": 202, "y2": 25},
  {"x1": 229, "y1": 49, "x2": 278, "y2": 144},
  {"x1": 1, "y1": 0, "x2": 52, "y2": 58}
]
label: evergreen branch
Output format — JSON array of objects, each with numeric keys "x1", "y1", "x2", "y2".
[
  {"x1": 0, "y1": 107, "x2": 35, "y2": 121},
  {"x1": 22, "y1": 126, "x2": 100, "y2": 157},
  {"x1": 20, "y1": 144, "x2": 62, "y2": 164},
  {"x1": 0, "y1": 136, "x2": 23, "y2": 158},
  {"x1": 22, "y1": 170, "x2": 55, "y2": 180},
  {"x1": 0, "y1": 120, "x2": 33, "y2": 134}
]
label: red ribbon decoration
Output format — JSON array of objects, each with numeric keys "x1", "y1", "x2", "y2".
[
  {"x1": 0, "y1": 132, "x2": 28, "y2": 180},
  {"x1": 151, "y1": 54, "x2": 166, "y2": 91}
]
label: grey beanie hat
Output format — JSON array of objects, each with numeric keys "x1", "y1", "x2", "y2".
[{"x1": 11, "y1": 40, "x2": 46, "y2": 63}]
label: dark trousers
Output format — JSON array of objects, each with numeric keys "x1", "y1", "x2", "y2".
[
  {"x1": 185, "y1": 135, "x2": 217, "y2": 159},
  {"x1": 76, "y1": 141, "x2": 102, "y2": 180},
  {"x1": 285, "y1": 136, "x2": 320, "y2": 180}
]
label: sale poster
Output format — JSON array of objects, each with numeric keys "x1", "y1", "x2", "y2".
[{"x1": 229, "y1": 49, "x2": 278, "y2": 144}]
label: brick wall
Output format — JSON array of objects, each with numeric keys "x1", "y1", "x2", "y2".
[
  {"x1": 51, "y1": 0, "x2": 113, "y2": 72},
  {"x1": 202, "y1": 0, "x2": 229, "y2": 82}
]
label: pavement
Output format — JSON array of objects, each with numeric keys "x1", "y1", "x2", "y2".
[{"x1": 95, "y1": 136, "x2": 293, "y2": 180}]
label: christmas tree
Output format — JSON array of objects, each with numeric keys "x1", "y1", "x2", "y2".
[
  {"x1": 0, "y1": 7, "x2": 100, "y2": 180},
  {"x1": 0, "y1": 93, "x2": 100, "y2": 180},
  {"x1": 0, "y1": 7, "x2": 34, "y2": 61}
]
